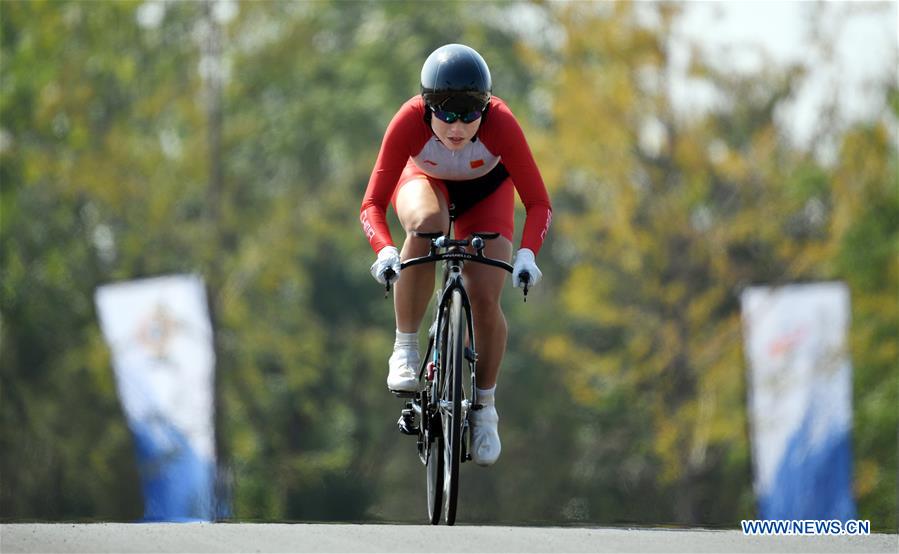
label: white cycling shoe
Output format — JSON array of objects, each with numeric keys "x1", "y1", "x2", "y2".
[
  {"x1": 387, "y1": 348, "x2": 420, "y2": 393},
  {"x1": 470, "y1": 405, "x2": 501, "y2": 466}
]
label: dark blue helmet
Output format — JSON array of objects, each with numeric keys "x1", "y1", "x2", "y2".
[{"x1": 420, "y1": 44, "x2": 492, "y2": 113}]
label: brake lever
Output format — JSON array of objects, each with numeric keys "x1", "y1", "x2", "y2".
[
  {"x1": 384, "y1": 268, "x2": 396, "y2": 298},
  {"x1": 519, "y1": 271, "x2": 530, "y2": 302}
]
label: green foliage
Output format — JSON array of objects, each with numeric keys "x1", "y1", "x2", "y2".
[
  {"x1": 1, "y1": 0, "x2": 895, "y2": 530},
  {"x1": 830, "y1": 118, "x2": 899, "y2": 529},
  {"x1": 526, "y1": 0, "x2": 896, "y2": 527}
]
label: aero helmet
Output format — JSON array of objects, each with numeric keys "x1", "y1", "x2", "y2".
[{"x1": 420, "y1": 44, "x2": 492, "y2": 113}]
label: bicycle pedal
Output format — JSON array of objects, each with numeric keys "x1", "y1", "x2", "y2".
[
  {"x1": 397, "y1": 414, "x2": 419, "y2": 436},
  {"x1": 390, "y1": 389, "x2": 417, "y2": 398}
]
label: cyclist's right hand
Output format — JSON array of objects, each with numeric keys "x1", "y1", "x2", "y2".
[{"x1": 370, "y1": 246, "x2": 401, "y2": 285}]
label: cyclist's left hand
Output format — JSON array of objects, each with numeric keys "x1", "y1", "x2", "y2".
[{"x1": 512, "y1": 248, "x2": 542, "y2": 288}]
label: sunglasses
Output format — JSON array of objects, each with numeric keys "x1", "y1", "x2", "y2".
[{"x1": 431, "y1": 107, "x2": 483, "y2": 124}]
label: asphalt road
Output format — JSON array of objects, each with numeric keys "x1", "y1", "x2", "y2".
[{"x1": 2, "y1": 523, "x2": 896, "y2": 553}]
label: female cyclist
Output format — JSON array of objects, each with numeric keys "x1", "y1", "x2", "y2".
[{"x1": 360, "y1": 44, "x2": 552, "y2": 466}]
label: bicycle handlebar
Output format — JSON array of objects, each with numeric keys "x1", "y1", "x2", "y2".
[
  {"x1": 382, "y1": 233, "x2": 531, "y2": 300},
  {"x1": 399, "y1": 250, "x2": 513, "y2": 273}
]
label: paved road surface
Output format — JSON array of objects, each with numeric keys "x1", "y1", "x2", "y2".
[{"x1": 2, "y1": 524, "x2": 896, "y2": 553}]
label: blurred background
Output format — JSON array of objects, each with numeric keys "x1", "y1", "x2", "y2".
[{"x1": 1, "y1": 0, "x2": 896, "y2": 530}]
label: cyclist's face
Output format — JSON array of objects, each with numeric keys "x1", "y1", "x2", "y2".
[{"x1": 430, "y1": 116, "x2": 482, "y2": 151}]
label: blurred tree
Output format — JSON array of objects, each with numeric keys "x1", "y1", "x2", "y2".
[
  {"x1": 526, "y1": 0, "x2": 896, "y2": 528},
  {"x1": 0, "y1": 0, "x2": 169, "y2": 519},
  {"x1": 830, "y1": 100, "x2": 898, "y2": 529},
  {"x1": 211, "y1": 0, "x2": 537, "y2": 521},
  {"x1": 1, "y1": 0, "x2": 894, "y2": 530}
]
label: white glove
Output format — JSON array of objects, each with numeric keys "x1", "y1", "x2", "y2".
[
  {"x1": 370, "y1": 246, "x2": 401, "y2": 285},
  {"x1": 512, "y1": 248, "x2": 542, "y2": 288}
]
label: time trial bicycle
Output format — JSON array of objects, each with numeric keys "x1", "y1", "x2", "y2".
[{"x1": 382, "y1": 228, "x2": 529, "y2": 525}]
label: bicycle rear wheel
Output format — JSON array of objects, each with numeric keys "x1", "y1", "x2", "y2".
[{"x1": 442, "y1": 289, "x2": 464, "y2": 525}]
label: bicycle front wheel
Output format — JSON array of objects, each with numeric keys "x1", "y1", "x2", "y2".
[
  {"x1": 442, "y1": 289, "x2": 465, "y2": 525},
  {"x1": 426, "y1": 413, "x2": 444, "y2": 525},
  {"x1": 425, "y1": 335, "x2": 444, "y2": 525}
]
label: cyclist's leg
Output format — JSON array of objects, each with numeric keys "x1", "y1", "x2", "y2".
[
  {"x1": 456, "y1": 178, "x2": 515, "y2": 389},
  {"x1": 461, "y1": 236, "x2": 512, "y2": 388},
  {"x1": 458, "y1": 184, "x2": 513, "y2": 466},
  {"x1": 392, "y1": 167, "x2": 450, "y2": 333}
]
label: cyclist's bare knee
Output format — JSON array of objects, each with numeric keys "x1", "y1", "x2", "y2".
[
  {"x1": 466, "y1": 271, "x2": 506, "y2": 313},
  {"x1": 469, "y1": 290, "x2": 503, "y2": 319},
  {"x1": 395, "y1": 179, "x2": 449, "y2": 238},
  {"x1": 404, "y1": 211, "x2": 447, "y2": 237}
]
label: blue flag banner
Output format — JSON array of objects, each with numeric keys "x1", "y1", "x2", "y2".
[
  {"x1": 96, "y1": 274, "x2": 217, "y2": 522},
  {"x1": 741, "y1": 282, "x2": 856, "y2": 521}
]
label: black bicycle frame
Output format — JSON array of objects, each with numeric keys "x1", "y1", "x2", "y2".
[
  {"x1": 385, "y1": 225, "x2": 528, "y2": 524},
  {"x1": 403, "y1": 239, "x2": 510, "y2": 385},
  {"x1": 434, "y1": 256, "x2": 477, "y2": 407}
]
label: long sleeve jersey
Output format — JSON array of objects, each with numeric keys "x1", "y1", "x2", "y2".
[{"x1": 360, "y1": 96, "x2": 552, "y2": 254}]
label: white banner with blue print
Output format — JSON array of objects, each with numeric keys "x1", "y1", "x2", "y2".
[
  {"x1": 741, "y1": 282, "x2": 856, "y2": 521},
  {"x1": 96, "y1": 274, "x2": 216, "y2": 522}
]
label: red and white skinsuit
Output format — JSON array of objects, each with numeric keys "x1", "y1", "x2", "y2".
[{"x1": 360, "y1": 96, "x2": 552, "y2": 254}]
